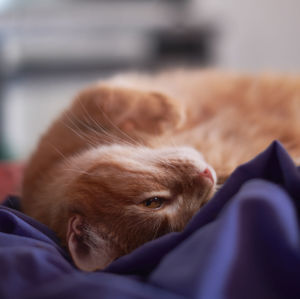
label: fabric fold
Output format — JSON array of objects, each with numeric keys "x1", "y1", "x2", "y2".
[{"x1": 1, "y1": 141, "x2": 300, "y2": 299}]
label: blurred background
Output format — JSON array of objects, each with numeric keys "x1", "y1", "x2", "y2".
[{"x1": 1, "y1": 0, "x2": 300, "y2": 160}]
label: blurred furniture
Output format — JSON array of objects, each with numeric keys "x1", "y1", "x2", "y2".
[{"x1": 0, "y1": 0, "x2": 216, "y2": 159}]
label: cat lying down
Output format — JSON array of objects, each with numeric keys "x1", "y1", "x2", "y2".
[{"x1": 21, "y1": 70, "x2": 300, "y2": 271}]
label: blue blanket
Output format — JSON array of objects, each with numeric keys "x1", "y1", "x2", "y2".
[{"x1": 1, "y1": 141, "x2": 300, "y2": 299}]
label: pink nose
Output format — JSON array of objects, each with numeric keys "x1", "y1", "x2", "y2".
[{"x1": 200, "y1": 168, "x2": 214, "y2": 183}]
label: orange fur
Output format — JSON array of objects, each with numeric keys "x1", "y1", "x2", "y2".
[
  {"x1": 111, "y1": 70, "x2": 300, "y2": 176},
  {"x1": 21, "y1": 70, "x2": 300, "y2": 270}
]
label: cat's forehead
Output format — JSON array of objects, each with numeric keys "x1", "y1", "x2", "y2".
[{"x1": 68, "y1": 145, "x2": 217, "y2": 190}]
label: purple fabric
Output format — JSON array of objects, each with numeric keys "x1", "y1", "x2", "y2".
[{"x1": 1, "y1": 141, "x2": 300, "y2": 299}]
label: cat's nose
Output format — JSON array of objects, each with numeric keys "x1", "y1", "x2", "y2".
[{"x1": 199, "y1": 168, "x2": 214, "y2": 184}]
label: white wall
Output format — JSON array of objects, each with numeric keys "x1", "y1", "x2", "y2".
[
  {"x1": 200, "y1": 0, "x2": 300, "y2": 71},
  {"x1": 3, "y1": 75, "x2": 100, "y2": 159}
]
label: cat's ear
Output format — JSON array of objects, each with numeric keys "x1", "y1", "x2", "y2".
[{"x1": 66, "y1": 215, "x2": 116, "y2": 271}]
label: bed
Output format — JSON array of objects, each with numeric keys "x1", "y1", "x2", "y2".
[{"x1": 0, "y1": 141, "x2": 299, "y2": 299}]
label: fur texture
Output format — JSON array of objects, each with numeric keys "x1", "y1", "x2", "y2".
[{"x1": 21, "y1": 70, "x2": 300, "y2": 270}]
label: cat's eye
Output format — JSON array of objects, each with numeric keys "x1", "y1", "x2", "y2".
[{"x1": 142, "y1": 197, "x2": 164, "y2": 209}]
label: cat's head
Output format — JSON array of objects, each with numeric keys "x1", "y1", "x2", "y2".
[{"x1": 57, "y1": 145, "x2": 216, "y2": 271}]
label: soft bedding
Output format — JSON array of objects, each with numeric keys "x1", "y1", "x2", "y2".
[{"x1": 0, "y1": 141, "x2": 300, "y2": 299}]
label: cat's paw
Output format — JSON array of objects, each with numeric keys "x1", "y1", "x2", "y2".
[
  {"x1": 120, "y1": 90, "x2": 185, "y2": 135},
  {"x1": 71, "y1": 85, "x2": 184, "y2": 136}
]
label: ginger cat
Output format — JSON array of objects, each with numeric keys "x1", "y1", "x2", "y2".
[{"x1": 21, "y1": 70, "x2": 300, "y2": 271}]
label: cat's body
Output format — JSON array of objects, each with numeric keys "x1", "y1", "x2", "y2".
[
  {"x1": 22, "y1": 70, "x2": 300, "y2": 271},
  {"x1": 111, "y1": 70, "x2": 300, "y2": 175}
]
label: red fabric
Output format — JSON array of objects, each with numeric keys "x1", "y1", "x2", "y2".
[{"x1": 0, "y1": 162, "x2": 24, "y2": 202}]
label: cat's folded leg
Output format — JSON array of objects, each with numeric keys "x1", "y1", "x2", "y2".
[{"x1": 69, "y1": 85, "x2": 185, "y2": 140}]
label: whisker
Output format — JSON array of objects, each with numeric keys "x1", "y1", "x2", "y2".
[
  {"x1": 61, "y1": 115, "x2": 99, "y2": 147},
  {"x1": 71, "y1": 103, "x2": 136, "y2": 147},
  {"x1": 94, "y1": 92, "x2": 142, "y2": 146},
  {"x1": 47, "y1": 142, "x2": 90, "y2": 174},
  {"x1": 63, "y1": 168, "x2": 93, "y2": 176},
  {"x1": 47, "y1": 141, "x2": 69, "y2": 161},
  {"x1": 77, "y1": 101, "x2": 122, "y2": 142}
]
